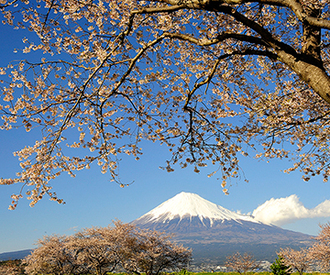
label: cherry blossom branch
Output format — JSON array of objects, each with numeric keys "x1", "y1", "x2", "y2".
[
  {"x1": 156, "y1": 0, "x2": 330, "y2": 29},
  {"x1": 0, "y1": 0, "x2": 17, "y2": 9}
]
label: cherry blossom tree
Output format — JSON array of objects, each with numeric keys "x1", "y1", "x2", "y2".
[
  {"x1": 225, "y1": 252, "x2": 260, "y2": 274},
  {"x1": 278, "y1": 247, "x2": 314, "y2": 275},
  {"x1": 1, "y1": 0, "x2": 330, "y2": 208},
  {"x1": 22, "y1": 221, "x2": 191, "y2": 275},
  {"x1": 72, "y1": 227, "x2": 120, "y2": 275},
  {"x1": 97, "y1": 221, "x2": 141, "y2": 267},
  {"x1": 23, "y1": 235, "x2": 83, "y2": 275},
  {"x1": 118, "y1": 226, "x2": 191, "y2": 275},
  {"x1": 23, "y1": 228, "x2": 120, "y2": 275},
  {"x1": 310, "y1": 222, "x2": 330, "y2": 271},
  {"x1": 0, "y1": 260, "x2": 23, "y2": 275},
  {"x1": 0, "y1": 264, "x2": 17, "y2": 275}
]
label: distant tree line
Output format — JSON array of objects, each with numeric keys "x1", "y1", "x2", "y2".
[{"x1": 225, "y1": 222, "x2": 330, "y2": 274}]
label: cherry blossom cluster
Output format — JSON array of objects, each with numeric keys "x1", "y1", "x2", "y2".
[{"x1": 0, "y1": 0, "x2": 329, "y2": 208}]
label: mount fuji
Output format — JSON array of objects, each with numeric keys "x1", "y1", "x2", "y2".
[{"x1": 132, "y1": 192, "x2": 313, "y2": 263}]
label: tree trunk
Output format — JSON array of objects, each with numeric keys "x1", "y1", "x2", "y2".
[{"x1": 277, "y1": 50, "x2": 330, "y2": 105}]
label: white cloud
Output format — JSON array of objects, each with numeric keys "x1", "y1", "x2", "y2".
[{"x1": 252, "y1": 195, "x2": 330, "y2": 226}]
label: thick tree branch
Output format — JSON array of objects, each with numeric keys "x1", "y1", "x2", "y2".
[
  {"x1": 284, "y1": 0, "x2": 330, "y2": 30},
  {"x1": 156, "y1": 0, "x2": 330, "y2": 29},
  {"x1": 163, "y1": 32, "x2": 268, "y2": 47}
]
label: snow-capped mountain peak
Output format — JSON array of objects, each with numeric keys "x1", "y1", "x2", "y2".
[
  {"x1": 132, "y1": 192, "x2": 312, "y2": 263},
  {"x1": 135, "y1": 192, "x2": 257, "y2": 226}
]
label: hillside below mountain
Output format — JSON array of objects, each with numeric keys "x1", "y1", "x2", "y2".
[{"x1": 0, "y1": 249, "x2": 32, "y2": 261}]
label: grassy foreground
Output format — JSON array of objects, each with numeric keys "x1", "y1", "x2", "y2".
[{"x1": 113, "y1": 273, "x2": 328, "y2": 275}]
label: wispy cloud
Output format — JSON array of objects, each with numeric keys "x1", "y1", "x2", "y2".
[{"x1": 252, "y1": 195, "x2": 330, "y2": 226}]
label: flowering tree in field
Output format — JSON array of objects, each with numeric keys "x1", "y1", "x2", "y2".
[
  {"x1": 23, "y1": 235, "x2": 83, "y2": 275},
  {"x1": 24, "y1": 230, "x2": 120, "y2": 275},
  {"x1": 278, "y1": 247, "x2": 314, "y2": 275},
  {"x1": 0, "y1": 260, "x2": 23, "y2": 275},
  {"x1": 97, "y1": 221, "x2": 141, "y2": 267},
  {"x1": 23, "y1": 221, "x2": 191, "y2": 275},
  {"x1": 119, "y1": 226, "x2": 191, "y2": 275},
  {"x1": 1, "y1": 0, "x2": 330, "y2": 208},
  {"x1": 310, "y1": 222, "x2": 330, "y2": 271},
  {"x1": 225, "y1": 252, "x2": 260, "y2": 274},
  {"x1": 72, "y1": 227, "x2": 120, "y2": 275}
]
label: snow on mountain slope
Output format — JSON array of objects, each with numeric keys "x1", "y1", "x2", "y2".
[
  {"x1": 132, "y1": 192, "x2": 313, "y2": 264},
  {"x1": 135, "y1": 192, "x2": 258, "y2": 226}
]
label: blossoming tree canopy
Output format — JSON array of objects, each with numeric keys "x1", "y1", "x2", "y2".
[
  {"x1": 23, "y1": 221, "x2": 192, "y2": 275},
  {"x1": 0, "y1": 0, "x2": 329, "y2": 208}
]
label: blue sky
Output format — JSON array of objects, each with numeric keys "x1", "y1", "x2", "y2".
[
  {"x1": 1, "y1": 126, "x2": 330, "y2": 253},
  {"x1": 1, "y1": 18, "x2": 330, "y2": 255}
]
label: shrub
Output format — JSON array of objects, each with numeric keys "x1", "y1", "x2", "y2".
[{"x1": 270, "y1": 256, "x2": 291, "y2": 275}]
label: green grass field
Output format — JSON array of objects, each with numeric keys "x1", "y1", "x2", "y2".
[{"x1": 25, "y1": 274, "x2": 322, "y2": 275}]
